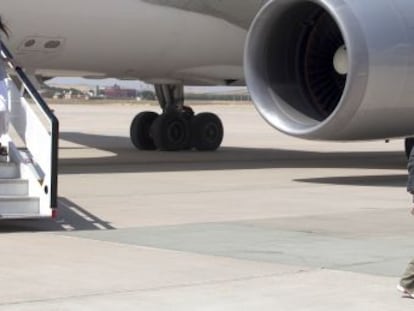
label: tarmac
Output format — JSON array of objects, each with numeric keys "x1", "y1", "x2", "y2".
[{"x1": 0, "y1": 102, "x2": 413, "y2": 310}]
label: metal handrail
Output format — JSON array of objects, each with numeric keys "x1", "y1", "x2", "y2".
[{"x1": 0, "y1": 40, "x2": 59, "y2": 209}]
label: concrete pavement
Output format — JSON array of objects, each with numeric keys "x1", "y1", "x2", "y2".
[{"x1": 0, "y1": 102, "x2": 412, "y2": 310}]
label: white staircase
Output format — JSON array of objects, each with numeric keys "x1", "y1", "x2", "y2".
[
  {"x1": 0, "y1": 161, "x2": 40, "y2": 218},
  {"x1": 0, "y1": 40, "x2": 58, "y2": 219}
]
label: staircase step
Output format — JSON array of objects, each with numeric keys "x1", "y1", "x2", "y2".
[
  {"x1": 0, "y1": 162, "x2": 19, "y2": 179},
  {"x1": 0, "y1": 179, "x2": 28, "y2": 196},
  {"x1": 0, "y1": 196, "x2": 39, "y2": 217}
]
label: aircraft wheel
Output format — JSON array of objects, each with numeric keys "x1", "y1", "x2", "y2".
[
  {"x1": 405, "y1": 138, "x2": 414, "y2": 159},
  {"x1": 191, "y1": 113, "x2": 223, "y2": 151},
  {"x1": 151, "y1": 113, "x2": 191, "y2": 151},
  {"x1": 130, "y1": 111, "x2": 159, "y2": 150}
]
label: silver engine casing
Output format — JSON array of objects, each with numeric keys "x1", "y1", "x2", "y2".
[{"x1": 245, "y1": 0, "x2": 414, "y2": 140}]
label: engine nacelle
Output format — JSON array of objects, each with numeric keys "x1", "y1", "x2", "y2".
[{"x1": 245, "y1": 0, "x2": 414, "y2": 140}]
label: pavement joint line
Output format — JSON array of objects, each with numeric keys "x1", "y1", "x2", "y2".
[
  {"x1": 0, "y1": 269, "x2": 314, "y2": 307},
  {"x1": 330, "y1": 257, "x2": 409, "y2": 270}
]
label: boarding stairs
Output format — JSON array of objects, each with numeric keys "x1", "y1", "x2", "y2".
[{"x1": 0, "y1": 41, "x2": 58, "y2": 219}]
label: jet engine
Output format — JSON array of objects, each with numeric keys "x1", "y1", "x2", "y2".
[{"x1": 245, "y1": 0, "x2": 414, "y2": 140}]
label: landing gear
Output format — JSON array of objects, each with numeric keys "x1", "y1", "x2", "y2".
[
  {"x1": 192, "y1": 113, "x2": 223, "y2": 151},
  {"x1": 151, "y1": 112, "x2": 191, "y2": 151},
  {"x1": 130, "y1": 111, "x2": 159, "y2": 150},
  {"x1": 129, "y1": 84, "x2": 224, "y2": 151}
]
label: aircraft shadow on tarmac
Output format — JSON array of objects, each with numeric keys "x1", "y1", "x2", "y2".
[
  {"x1": 0, "y1": 197, "x2": 114, "y2": 233},
  {"x1": 59, "y1": 132, "x2": 407, "y2": 185},
  {"x1": 295, "y1": 174, "x2": 407, "y2": 188}
]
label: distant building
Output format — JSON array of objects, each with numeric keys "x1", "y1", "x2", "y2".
[{"x1": 102, "y1": 84, "x2": 138, "y2": 99}]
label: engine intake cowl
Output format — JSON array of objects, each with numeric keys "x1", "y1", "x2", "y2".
[{"x1": 245, "y1": 0, "x2": 414, "y2": 140}]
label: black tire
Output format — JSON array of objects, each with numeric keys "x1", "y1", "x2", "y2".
[
  {"x1": 405, "y1": 138, "x2": 414, "y2": 159},
  {"x1": 130, "y1": 111, "x2": 159, "y2": 150},
  {"x1": 191, "y1": 113, "x2": 223, "y2": 151},
  {"x1": 151, "y1": 113, "x2": 191, "y2": 151}
]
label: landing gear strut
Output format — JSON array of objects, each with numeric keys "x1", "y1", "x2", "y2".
[{"x1": 130, "y1": 84, "x2": 223, "y2": 151}]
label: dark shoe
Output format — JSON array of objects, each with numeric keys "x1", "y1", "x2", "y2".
[
  {"x1": 0, "y1": 146, "x2": 7, "y2": 156},
  {"x1": 0, "y1": 146, "x2": 7, "y2": 161},
  {"x1": 397, "y1": 284, "x2": 414, "y2": 298}
]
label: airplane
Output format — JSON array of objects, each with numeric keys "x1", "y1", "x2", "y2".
[{"x1": 2, "y1": 0, "x2": 414, "y2": 155}]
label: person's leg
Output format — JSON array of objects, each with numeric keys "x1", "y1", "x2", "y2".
[
  {"x1": 0, "y1": 111, "x2": 7, "y2": 138},
  {"x1": 0, "y1": 93, "x2": 9, "y2": 138},
  {"x1": 400, "y1": 258, "x2": 414, "y2": 294},
  {"x1": 0, "y1": 95, "x2": 9, "y2": 159}
]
